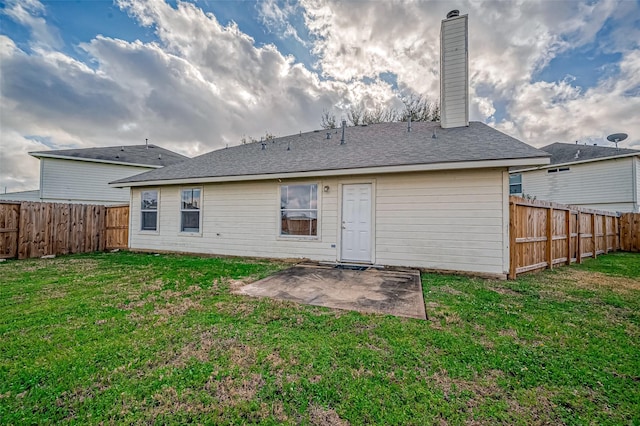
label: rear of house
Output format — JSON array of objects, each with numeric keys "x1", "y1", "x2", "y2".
[
  {"x1": 112, "y1": 11, "x2": 549, "y2": 278},
  {"x1": 114, "y1": 121, "x2": 548, "y2": 278},
  {"x1": 128, "y1": 169, "x2": 508, "y2": 274}
]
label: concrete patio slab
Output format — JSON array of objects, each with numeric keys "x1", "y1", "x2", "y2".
[{"x1": 236, "y1": 264, "x2": 426, "y2": 319}]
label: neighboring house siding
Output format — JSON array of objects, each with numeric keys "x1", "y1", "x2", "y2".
[
  {"x1": 0, "y1": 190, "x2": 41, "y2": 202},
  {"x1": 40, "y1": 158, "x2": 152, "y2": 204},
  {"x1": 129, "y1": 168, "x2": 507, "y2": 275},
  {"x1": 520, "y1": 157, "x2": 636, "y2": 212}
]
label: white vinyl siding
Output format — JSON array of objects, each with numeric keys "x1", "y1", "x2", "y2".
[
  {"x1": 520, "y1": 157, "x2": 637, "y2": 212},
  {"x1": 131, "y1": 182, "x2": 338, "y2": 261},
  {"x1": 374, "y1": 169, "x2": 504, "y2": 274},
  {"x1": 130, "y1": 168, "x2": 507, "y2": 276},
  {"x1": 40, "y1": 158, "x2": 152, "y2": 204}
]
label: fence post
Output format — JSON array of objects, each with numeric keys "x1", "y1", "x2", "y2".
[
  {"x1": 576, "y1": 212, "x2": 582, "y2": 264},
  {"x1": 592, "y1": 213, "x2": 597, "y2": 259},
  {"x1": 566, "y1": 209, "x2": 571, "y2": 265},
  {"x1": 604, "y1": 215, "x2": 609, "y2": 254},
  {"x1": 616, "y1": 216, "x2": 620, "y2": 251},
  {"x1": 546, "y1": 207, "x2": 553, "y2": 270},
  {"x1": 509, "y1": 200, "x2": 517, "y2": 279}
]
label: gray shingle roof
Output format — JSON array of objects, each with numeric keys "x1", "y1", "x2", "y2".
[
  {"x1": 30, "y1": 144, "x2": 188, "y2": 167},
  {"x1": 540, "y1": 142, "x2": 640, "y2": 165},
  {"x1": 113, "y1": 121, "x2": 549, "y2": 185}
]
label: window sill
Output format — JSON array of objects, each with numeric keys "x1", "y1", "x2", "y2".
[
  {"x1": 277, "y1": 235, "x2": 321, "y2": 242},
  {"x1": 138, "y1": 230, "x2": 159, "y2": 235}
]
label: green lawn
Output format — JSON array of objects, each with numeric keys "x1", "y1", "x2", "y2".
[{"x1": 1, "y1": 251, "x2": 639, "y2": 425}]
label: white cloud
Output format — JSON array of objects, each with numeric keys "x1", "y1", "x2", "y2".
[
  {"x1": 297, "y1": 0, "x2": 639, "y2": 147},
  {"x1": 259, "y1": 0, "x2": 309, "y2": 47},
  {"x1": 1, "y1": 0, "x2": 396, "y2": 191},
  {"x1": 496, "y1": 49, "x2": 640, "y2": 148},
  {"x1": 1, "y1": 0, "x2": 62, "y2": 49}
]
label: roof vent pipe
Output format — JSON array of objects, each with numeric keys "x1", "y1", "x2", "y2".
[
  {"x1": 145, "y1": 138, "x2": 148, "y2": 149},
  {"x1": 158, "y1": 154, "x2": 162, "y2": 159},
  {"x1": 261, "y1": 142, "x2": 266, "y2": 150},
  {"x1": 340, "y1": 120, "x2": 346, "y2": 145},
  {"x1": 446, "y1": 9, "x2": 459, "y2": 18},
  {"x1": 121, "y1": 146, "x2": 125, "y2": 151},
  {"x1": 432, "y1": 128, "x2": 437, "y2": 139},
  {"x1": 408, "y1": 115, "x2": 412, "y2": 132},
  {"x1": 326, "y1": 132, "x2": 331, "y2": 139}
]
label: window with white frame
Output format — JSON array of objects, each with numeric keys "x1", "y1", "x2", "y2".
[
  {"x1": 141, "y1": 190, "x2": 158, "y2": 231},
  {"x1": 547, "y1": 167, "x2": 570, "y2": 173},
  {"x1": 509, "y1": 174, "x2": 522, "y2": 195},
  {"x1": 180, "y1": 188, "x2": 201, "y2": 233},
  {"x1": 280, "y1": 184, "x2": 318, "y2": 237}
]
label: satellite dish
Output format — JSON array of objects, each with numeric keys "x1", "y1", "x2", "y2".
[{"x1": 607, "y1": 133, "x2": 627, "y2": 149}]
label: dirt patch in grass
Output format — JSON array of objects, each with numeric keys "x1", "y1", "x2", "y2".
[
  {"x1": 118, "y1": 299, "x2": 147, "y2": 311},
  {"x1": 428, "y1": 306, "x2": 463, "y2": 329},
  {"x1": 308, "y1": 404, "x2": 349, "y2": 426},
  {"x1": 206, "y1": 373, "x2": 265, "y2": 404},
  {"x1": 170, "y1": 331, "x2": 216, "y2": 368},
  {"x1": 563, "y1": 270, "x2": 640, "y2": 293},
  {"x1": 429, "y1": 369, "x2": 562, "y2": 424},
  {"x1": 435, "y1": 286, "x2": 464, "y2": 296},
  {"x1": 505, "y1": 386, "x2": 563, "y2": 425},
  {"x1": 149, "y1": 387, "x2": 213, "y2": 417},
  {"x1": 489, "y1": 286, "x2": 521, "y2": 296},
  {"x1": 143, "y1": 279, "x2": 164, "y2": 292},
  {"x1": 41, "y1": 286, "x2": 67, "y2": 299},
  {"x1": 153, "y1": 298, "x2": 203, "y2": 321},
  {"x1": 214, "y1": 299, "x2": 257, "y2": 318},
  {"x1": 498, "y1": 328, "x2": 518, "y2": 339},
  {"x1": 265, "y1": 351, "x2": 286, "y2": 368}
]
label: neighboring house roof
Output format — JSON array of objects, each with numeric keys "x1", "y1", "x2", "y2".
[
  {"x1": 112, "y1": 121, "x2": 549, "y2": 186},
  {"x1": 542, "y1": 142, "x2": 640, "y2": 165},
  {"x1": 512, "y1": 142, "x2": 640, "y2": 172},
  {"x1": 30, "y1": 144, "x2": 189, "y2": 168}
]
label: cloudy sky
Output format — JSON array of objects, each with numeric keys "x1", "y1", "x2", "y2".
[{"x1": 1, "y1": 0, "x2": 639, "y2": 192}]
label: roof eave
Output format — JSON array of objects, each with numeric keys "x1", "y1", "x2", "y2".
[
  {"x1": 110, "y1": 156, "x2": 551, "y2": 188},
  {"x1": 29, "y1": 152, "x2": 165, "y2": 168}
]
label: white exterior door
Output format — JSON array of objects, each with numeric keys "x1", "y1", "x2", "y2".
[{"x1": 341, "y1": 184, "x2": 372, "y2": 263}]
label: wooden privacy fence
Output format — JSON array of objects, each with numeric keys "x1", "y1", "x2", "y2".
[
  {"x1": 620, "y1": 213, "x2": 640, "y2": 252},
  {"x1": 0, "y1": 202, "x2": 129, "y2": 260},
  {"x1": 105, "y1": 205, "x2": 129, "y2": 250},
  {"x1": 509, "y1": 196, "x2": 627, "y2": 279}
]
